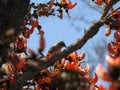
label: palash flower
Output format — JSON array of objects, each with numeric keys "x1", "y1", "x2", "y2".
[
  {"x1": 108, "y1": 41, "x2": 120, "y2": 55},
  {"x1": 100, "y1": 22, "x2": 120, "y2": 90},
  {"x1": 1, "y1": 63, "x2": 13, "y2": 75},
  {"x1": 105, "y1": 55, "x2": 120, "y2": 83},
  {"x1": 62, "y1": 51, "x2": 98, "y2": 87},
  {"x1": 96, "y1": 55, "x2": 120, "y2": 90},
  {"x1": 79, "y1": 64, "x2": 98, "y2": 84},
  {"x1": 15, "y1": 35, "x2": 27, "y2": 50},
  {"x1": 112, "y1": 10, "x2": 120, "y2": 22},
  {"x1": 33, "y1": 51, "x2": 100, "y2": 90},
  {"x1": 105, "y1": 29, "x2": 111, "y2": 37},
  {"x1": 62, "y1": 60, "x2": 80, "y2": 71},
  {"x1": 61, "y1": 51, "x2": 85, "y2": 71},
  {"x1": 105, "y1": 9, "x2": 120, "y2": 36},
  {"x1": 36, "y1": 0, "x2": 54, "y2": 17},
  {"x1": 83, "y1": 73, "x2": 98, "y2": 90},
  {"x1": 98, "y1": 84, "x2": 106, "y2": 90},
  {"x1": 109, "y1": 83, "x2": 120, "y2": 90},
  {"x1": 85, "y1": 73, "x2": 98, "y2": 84},
  {"x1": 94, "y1": 0, "x2": 103, "y2": 5},
  {"x1": 60, "y1": 0, "x2": 67, "y2": 5},
  {"x1": 94, "y1": 0, "x2": 110, "y2": 5},
  {"x1": 78, "y1": 64, "x2": 90, "y2": 75},
  {"x1": 106, "y1": 7, "x2": 120, "y2": 30},
  {"x1": 96, "y1": 64, "x2": 112, "y2": 82},
  {"x1": 66, "y1": 0, "x2": 77, "y2": 9},
  {"x1": 114, "y1": 29, "x2": 120, "y2": 42},
  {"x1": 106, "y1": 55, "x2": 120, "y2": 67},
  {"x1": 98, "y1": 82, "x2": 120, "y2": 90},
  {"x1": 57, "y1": 0, "x2": 77, "y2": 19},
  {"x1": 60, "y1": 0, "x2": 77, "y2": 9}
]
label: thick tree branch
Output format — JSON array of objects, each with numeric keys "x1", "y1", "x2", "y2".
[
  {"x1": 0, "y1": 0, "x2": 30, "y2": 64},
  {"x1": 9, "y1": 0, "x2": 119, "y2": 90},
  {"x1": 100, "y1": 0, "x2": 118, "y2": 19}
]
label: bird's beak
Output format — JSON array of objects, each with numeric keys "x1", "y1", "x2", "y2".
[{"x1": 63, "y1": 43, "x2": 67, "y2": 47}]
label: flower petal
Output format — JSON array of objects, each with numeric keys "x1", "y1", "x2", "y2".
[
  {"x1": 108, "y1": 43, "x2": 117, "y2": 54},
  {"x1": 91, "y1": 73, "x2": 98, "y2": 83},
  {"x1": 96, "y1": 64, "x2": 112, "y2": 81}
]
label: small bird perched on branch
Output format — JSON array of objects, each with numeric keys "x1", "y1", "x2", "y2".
[{"x1": 47, "y1": 41, "x2": 66, "y2": 58}]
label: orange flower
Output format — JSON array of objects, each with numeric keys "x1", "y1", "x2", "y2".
[
  {"x1": 39, "y1": 78, "x2": 45, "y2": 84},
  {"x1": 78, "y1": 51, "x2": 86, "y2": 60},
  {"x1": 31, "y1": 19, "x2": 39, "y2": 28},
  {"x1": 91, "y1": 73, "x2": 98, "y2": 83},
  {"x1": 70, "y1": 61, "x2": 79, "y2": 71},
  {"x1": 106, "y1": 55, "x2": 120, "y2": 67},
  {"x1": 98, "y1": 84, "x2": 106, "y2": 90},
  {"x1": 112, "y1": 10, "x2": 120, "y2": 22},
  {"x1": 85, "y1": 73, "x2": 98, "y2": 84},
  {"x1": 60, "y1": 0, "x2": 67, "y2": 5},
  {"x1": 16, "y1": 35, "x2": 27, "y2": 50},
  {"x1": 78, "y1": 64, "x2": 90, "y2": 75},
  {"x1": 64, "y1": 60, "x2": 71, "y2": 70},
  {"x1": 67, "y1": 0, "x2": 77, "y2": 9},
  {"x1": 107, "y1": 42, "x2": 120, "y2": 55},
  {"x1": 67, "y1": 51, "x2": 78, "y2": 62},
  {"x1": 104, "y1": 0, "x2": 110, "y2": 3},
  {"x1": 55, "y1": 70, "x2": 61, "y2": 77},
  {"x1": 48, "y1": 0, "x2": 54, "y2": 11},
  {"x1": 15, "y1": 61, "x2": 26, "y2": 71},
  {"x1": 109, "y1": 84, "x2": 120, "y2": 90},
  {"x1": 114, "y1": 30, "x2": 120, "y2": 42},
  {"x1": 95, "y1": 0, "x2": 103, "y2": 5},
  {"x1": 7, "y1": 64, "x2": 13, "y2": 73},
  {"x1": 35, "y1": 84, "x2": 40, "y2": 90},
  {"x1": 44, "y1": 77, "x2": 51, "y2": 83},
  {"x1": 28, "y1": 27, "x2": 34, "y2": 34},
  {"x1": 61, "y1": 58, "x2": 66, "y2": 66},
  {"x1": 9, "y1": 74, "x2": 16, "y2": 84},
  {"x1": 57, "y1": 9, "x2": 63, "y2": 19},
  {"x1": 60, "y1": 0, "x2": 77, "y2": 9},
  {"x1": 16, "y1": 41, "x2": 24, "y2": 50},
  {"x1": 95, "y1": 0, "x2": 110, "y2": 5},
  {"x1": 96, "y1": 64, "x2": 112, "y2": 81},
  {"x1": 39, "y1": 34, "x2": 45, "y2": 52},
  {"x1": 105, "y1": 29, "x2": 111, "y2": 37}
]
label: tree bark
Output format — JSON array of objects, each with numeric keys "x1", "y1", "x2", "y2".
[{"x1": 0, "y1": 0, "x2": 30, "y2": 64}]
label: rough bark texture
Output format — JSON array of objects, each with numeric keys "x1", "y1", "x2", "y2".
[{"x1": 0, "y1": 0, "x2": 30, "y2": 64}]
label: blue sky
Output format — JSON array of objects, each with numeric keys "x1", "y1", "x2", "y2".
[
  {"x1": 27, "y1": 0, "x2": 120, "y2": 87},
  {"x1": 28, "y1": 0, "x2": 105, "y2": 54},
  {"x1": 27, "y1": 0, "x2": 119, "y2": 66},
  {"x1": 27, "y1": 0, "x2": 112, "y2": 77},
  {"x1": 28, "y1": 0, "x2": 120, "y2": 57}
]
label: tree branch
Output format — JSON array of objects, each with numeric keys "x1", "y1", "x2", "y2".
[
  {"x1": 100, "y1": 0, "x2": 118, "y2": 19},
  {"x1": 0, "y1": 0, "x2": 30, "y2": 64},
  {"x1": 9, "y1": 0, "x2": 119, "y2": 90}
]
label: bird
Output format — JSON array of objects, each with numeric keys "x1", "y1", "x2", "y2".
[{"x1": 47, "y1": 41, "x2": 66, "y2": 58}]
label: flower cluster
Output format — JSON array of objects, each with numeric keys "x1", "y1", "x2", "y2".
[
  {"x1": 0, "y1": 0, "x2": 78, "y2": 89},
  {"x1": 92, "y1": 0, "x2": 120, "y2": 37},
  {"x1": 32, "y1": 51, "x2": 98, "y2": 90},
  {"x1": 30, "y1": 0, "x2": 77, "y2": 19},
  {"x1": 105, "y1": 8, "x2": 120, "y2": 36},
  {"x1": 15, "y1": 10, "x2": 45, "y2": 53},
  {"x1": 96, "y1": 17, "x2": 120, "y2": 90},
  {"x1": 0, "y1": 53, "x2": 27, "y2": 89},
  {"x1": 92, "y1": 0, "x2": 110, "y2": 5},
  {"x1": 14, "y1": 0, "x2": 77, "y2": 54}
]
